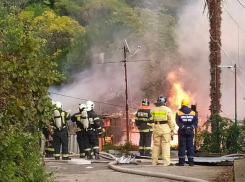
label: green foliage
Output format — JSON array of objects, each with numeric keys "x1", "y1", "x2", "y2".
[
  {"x1": 102, "y1": 141, "x2": 139, "y2": 154},
  {"x1": 196, "y1": 114, "x2": 245, "y2": 154},
  {"x1": 0, "y1": 6, "x2": 62, "y2": 181}
]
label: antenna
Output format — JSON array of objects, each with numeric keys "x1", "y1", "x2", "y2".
[{"x1": 124, "y1": 38, "x2": 131, "y2": 54}]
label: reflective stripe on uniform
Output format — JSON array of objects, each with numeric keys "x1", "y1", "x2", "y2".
[
  {"x1": 94, "y1": 117, "x2": 100, "y2": 121},
  {"x1": 139, "y1": 129, "x2": 151, "y2": 132},
  {"x1": 147, "y1": 123, "x2": 153, "y2": 126},
  {"x1": 139, "y1": 146, "x2": 144, "y2": 149},
  {"x1": 93, "y1": 146, "x2": 99, "y2": 149},
  {"x1": 54, "y1": 154, "x2": 60, "y2": 157},
  {"x1": 61, "y1": 112, "x2": 65, "y2": 124},
  {"x1": 153, "y1": 131, "x2": 170, "y2": 134},
  {"x1": 45, "y1": 148, "x2": 54, "y2": 151},
  {"x1": 135, "y1": 117, "x2": 151, "y2": 121},
  {"x1": 151, "y1": 111, "x2": 166, "y2": 117},
  {"x1": 178, "y1": 156, "x2": 185, "y2": 158},
  {"x1": 177, "y1": 110, "x2": 195, "y2": 116},
  {"x1": 85, "y1": 148, "x2": 91, "y2": 151},
  {"x1": 77, "y1": 128, "x2": 82, "y2": 132},
  {"x1": 62, "y1": 154, "x2": 69, "y2": 157},
  {"x1": 80, "y1": 153, "x2": 85, "y2": 156},
  {"x1": 144, "y1": 147, "x2": 151, "y2": 150}
]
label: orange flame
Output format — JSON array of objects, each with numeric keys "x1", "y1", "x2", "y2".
[
  {"x1": 167, "y1": 72, "x2": 194, "y2": 111},
  {"x1": 167, "y1": 72, "x2": 195, "y2": 148}
]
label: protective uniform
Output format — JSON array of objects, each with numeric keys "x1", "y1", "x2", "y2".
[
  {"x1": 84, "y1": 101, "x2": 102, "y2": 159},
  {"x1": 135, "y1": 99, "x2": 153, "y2": 156},
  {"x1": 52, "y1": 102, "x2": 71, "y2": 160},
  {"x1": 43, "y1": 122, "x2": 54, "y2": 158},
  {"x1": 151, "y1": 96, "x2": 175, "y2": 166},
  {"x1": 176, "y1": 99, "x2": 198, "y2": 166}
]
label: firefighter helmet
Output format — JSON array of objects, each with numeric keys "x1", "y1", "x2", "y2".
[
  {"x1": 181, "y1": 98, "x2": 189, "y2": 106},
  {"x1": 86, "y1": 100, "x2": 95, "y2": 111},
  {"x1": 157, "y1": 96, "x2": 167, "y2": 105},
  {"x1": 79, "y1": 104, "x2": 86, "y2": 112},
  {"x1": 55, "y1": 101, "x2": 62, "y2": 109},
  {"x1": 142, "y1": 99, "x2": 149, "y2": 106}
]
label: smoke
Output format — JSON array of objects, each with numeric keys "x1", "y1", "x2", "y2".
[
  {"x1": 176, "y1": 0, "x2": 245, "y2": 120},
  {"x1": 50, "y1": 38, "x2": 144, "y2": 115}
]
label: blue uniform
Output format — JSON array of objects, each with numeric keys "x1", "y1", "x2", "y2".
[{"x1": 176, "y1": 106, "x2": 198, "y2": 165}]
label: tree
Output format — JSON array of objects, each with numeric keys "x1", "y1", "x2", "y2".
[
  {"x1": 0, "y1": 6, "x2": 62, "y2": 181},
  {"x1": 205, "y1": 0, "x2": 222, "y2": 114}
]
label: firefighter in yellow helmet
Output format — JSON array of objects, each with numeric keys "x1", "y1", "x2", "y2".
[
  {"x1": 151, "y1": 96, "x2": 175, "y2": 166},
  {"x1": 176, "y1": 99, "x2": 198, "y2": 166}
]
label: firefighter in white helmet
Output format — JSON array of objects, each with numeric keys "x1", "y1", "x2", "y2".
[
  {"x1": 151, "y1": 96, "x2": 175, "y2": 166},
  {"x1": 71, "y1": 104, "x2": 88, "y2": 158},
  {"x1": 84, "y1": 100, "x2": 102, "y2": 159},
  {"x1": 52, "y1": 101, "x2": 71, "y2": 160}
]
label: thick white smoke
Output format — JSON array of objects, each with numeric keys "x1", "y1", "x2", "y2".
[{"x1": 177, "y1": 0, "x2": 245, "y2": 121}]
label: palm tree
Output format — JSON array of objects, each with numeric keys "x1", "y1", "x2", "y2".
[{"x1": 204, "y1": 0, "x2": 222, "y2": 115}]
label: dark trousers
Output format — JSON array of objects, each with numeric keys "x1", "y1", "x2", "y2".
[
  {"x1": 178, "y1": 130, "x2": 194, "y2": 164},
  {"x1": 45, "y1": 136, "x2": 54, "y2": 157},
  {"x1": 76, "y1": 131, "x2": 85, "y2": 157},
  {"x1": 84, "y1": 130, "x2": 99, "y2": 156},
  {"x1": 139, "y1": 132, "x2": 152, "y2": 155},
  {"x1": 53, "y1": 128, "x2": 69, "y2": 158}
]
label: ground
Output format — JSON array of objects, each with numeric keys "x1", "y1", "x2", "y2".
[{"x1": 46, "y1": 158, "x2": 233, "y2": 182}]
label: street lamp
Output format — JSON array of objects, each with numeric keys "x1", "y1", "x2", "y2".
[{"x1": 217, "y1": 64, "x2": 237, "y2": 153}]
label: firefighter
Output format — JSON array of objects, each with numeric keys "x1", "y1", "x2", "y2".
[
  {"x1": 52, "y1": 101, "x2": 71, "y2": 160},
  {"x1": 176, "y1": 99, "x2": 198, "y2": 166},
  {"x1": 135, "y1": 99, "x2": 153, "y2": 156},
  {"x1": 71, "y1": 104, "x2": 87, "y2": 158},
  {"x1": 84, "y1": 100, "x2": 102, "y2": 159},
  {"x1": 43, "y1": 121, "x2": 54, "y2": 158},
  {"x1": 151, "y1": 96, "x2": 175, "y2": 166}
]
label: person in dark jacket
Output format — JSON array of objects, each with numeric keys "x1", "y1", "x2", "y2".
[
  {"x1": 176, "y1": 99, "x2": 198, "y2": 166},
  {"x1": 135, "y1": 99, "x2": 153, "y2": 156}
]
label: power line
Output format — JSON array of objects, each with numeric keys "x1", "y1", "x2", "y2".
[
  {"x1": 237, "y1": 75, "x2": 245, "y2": 91},
  {"x1": 237, "y1": 0, "x2": 245, "y2": 9},
  {"x1": 210, "y1": 35, "x2": 245, "y2": 76},
  {"x1": 222, "y1": 5, "x2": 245, "y2": 33},
  {"x1": 50, "y1": 92, "x2": 125, "y2": 108}
]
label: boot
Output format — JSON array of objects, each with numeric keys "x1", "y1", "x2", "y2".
[
  {"x1": 87, "y1": 155, "x2": 93, "y2": 160},
  {"x1": 144, "y1": 151, "x2": 151, "y2": 157},
  {"x1": 55, "y1": 157, "x2": 60, "y2": 160},
  {"x1": 62, "y1": 157, "x2": 71, "y2": 160},
  {"x1": 80, "y1": 156, "x2": 85, "y2": 158},
  {"x1": 94, "y1": 149, "x2": 100, "y2": 160},
  {"x1": 189, "y1": 163, "x2": 194, "y2": 166},
  {"x1": 175, "y1": 163, "x2": 184, "y2": 166}
]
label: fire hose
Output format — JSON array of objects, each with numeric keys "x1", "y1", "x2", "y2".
[
  {"x1": 100, "y1": 152, "x2": 209, "y2": 182},
  {"x1": 108, "y1": 161, "x2": 209, "y2": 182}
]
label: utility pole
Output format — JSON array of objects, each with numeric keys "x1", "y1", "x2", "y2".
[
  {"x1": 96, "y1": 41, "x2": 150, "y2": 142},
  {"x1": 218, "y1": 64, "x2": 237, "y2": 153},
  {"x1": 123, "y1": 46, "x2": 130, "y2": 142},
  {"x1": 234, "y1": 64, "x2": 237, "y2": 153}
]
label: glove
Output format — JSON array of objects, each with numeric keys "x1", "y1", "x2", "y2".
[
  {"x1": 186, "y1": 127, "x2": 193, "y2": 135},
  {"x1": 171, "y1": 131, "x2": 174, "y2": 140},
  {"x1": 98, "y1": 131, "x2": 103, "y2": 137}
]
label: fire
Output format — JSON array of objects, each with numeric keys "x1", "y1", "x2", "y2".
[{"x1": 167, "y1": 72, "x2": 195, "y2": 148}]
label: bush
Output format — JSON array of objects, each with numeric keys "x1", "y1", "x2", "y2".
[
  {"x1": 196, "y1": 114, "x2": 245, "y2": 154},
  {"x1": 102, "y1": 141, "x2": 139, "y2": 154}
]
